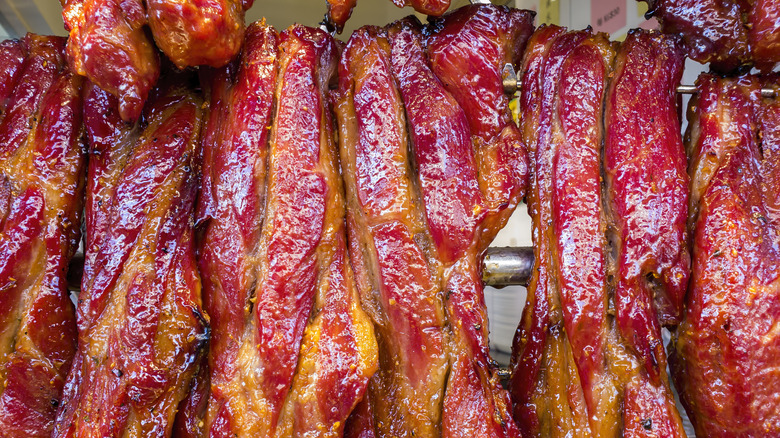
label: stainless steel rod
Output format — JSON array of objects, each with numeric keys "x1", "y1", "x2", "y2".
[
  {"x1": 483, "y1": 246, "x2": 533, "y2": 287},
  {"x1": 506, "y1": 77, "x2": 778, "y2": 97}
]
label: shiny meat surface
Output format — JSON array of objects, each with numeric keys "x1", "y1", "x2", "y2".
[
  {"x1": 53, "y1": 71, "x2": 207, "y2": 438},
  {"x1": 0, "y1": 34, "x2": 84, "y2": 438},
  {"x1": 194, "y1": 23, "x2": 377, "y2": 437},
  {"x1": 264, "y1": 25, "x2": 376, "y2": 438},
  {"x1": 389, "y1": 17, "x2": 519, "y2": 438},
  {"x1": 393, "y1": 0, "x2": 449, "y2": 16},
  {"x1": 337, "y1": 25, "x2": 449, "y2": 438},
  {"x1": 146, "y1": 0, "x2": 248, "y2": 69},
  {"x1": 61, "y1": 0, "x2": 159, "y2": 122},
  {"x1": 643, "y1": 0, "x2": 749, "y2": 72},
  {"x1": 426, "y1": 4, "x2": 533, "y2": 248},
  {"x1": 643, "y1": 0, "x2": 779, "y2": 71},
  {"x1": 748, "y1": 0, "x2": 780, "y2": 70},
  {"x1": 671, "y1": 73, "x2": 780, "y2": 437},
  {"x1": 604, "y1": 29, "x2": 690, "y2": 355},
  {"x1": 510, "y1": 27, "x2": 687, "y2": 438},
  {"x1": 603, "y1": 29, "x2": 688, "y2": 437}
]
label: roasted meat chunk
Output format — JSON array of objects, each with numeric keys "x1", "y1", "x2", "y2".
[
  {"x1": 195, "y1": 23, "x2": 376, "y2": 437},
  {"x1": 53, "y1": 71, "x2": 207, "y2": 438},
  {"x1": 748, "y1": 0, "x2": 780, "y2": 70},
  {"x1": 326, "y1": 0, "x2": 450, "y2": 31},
  {"x1": 671, "y1": 73, "x2": 780, "y2": 437},
  {"x1": 61, "y1": 0, "x2": 159, "y2": 122},
  {"x1": 0, "y1": 34, "x2": 84, "y2": 438},
  {"x1": 426, "y1": 4, "x2": 533, "y2": 247},
  {"x1": 510, "y1": 28, "x2": 687, "y2": 438},
  {"x1": 146, "y1": 0, "x2": 250, "y2": 69},
  {"x1": 643, "y1": 0, "x2": 749, "y2": 72},
  {"x1": 390, "y1": 17, "x2": 519, "y2": 438}
]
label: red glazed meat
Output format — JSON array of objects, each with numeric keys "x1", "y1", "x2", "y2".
[
  {"x1": 671, "y1": 73, "x2": 780, "y2": 437},
  {"x1": 426, "y1": 4, "x2": 533, "y2": 247},
  {"x1": 0, "y1": 34, "x2": 84, "y2": 438},
  {"x1": 146, "y1": 0, "x2": 250, "y2": 69},
  {"x1": 193, "y1": 23, "x2": 377, "y2": 437},
  {"x1": 510, "y1": 27, "x2": 687, "y2": 438},
  {"x1": 61, "y1": 0, "x2": 159, "y2": 122},
  {"x1": 337, "y1": 25, "x2": 449, "y2": 437},
  {"x1": 53, "y1": 70, "x2": 207, "y2": 438}
]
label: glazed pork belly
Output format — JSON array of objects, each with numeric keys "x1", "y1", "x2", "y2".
[
  {"x1": 0, "y1": 34, "x2": 85, "y2": 438},
  {"x1": 671, "y1": 73, "x2": 780, "y2": 437},
  {"x1": 510, "y1": 28, "x2": 688, "y2": 437},
  {"x1": 53, "y1": 70, "x2": 207, "y2": 437}
]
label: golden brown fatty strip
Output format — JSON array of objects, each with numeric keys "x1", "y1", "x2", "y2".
[
  {"x1": 671, "y1": 73, "x2": 780, "y2": 437},
  {"x1": 53, "y1": 70, "x2": 207, "y2": 438},
  {"x1": 510, "y1": 27, "x2": 688, "y2": 438},
  {"x1": 0, "y1": 34, "x2": 85, "y2": 438}
]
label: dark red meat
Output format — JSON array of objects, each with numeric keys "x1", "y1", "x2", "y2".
[
  {"x1": 0, "y1": 34, "x2": 84, "y2": 438},
  {"x1": 671, "y1": 73, "x2": 780, "y2": 437},
  {"x1": 53, "y1": 70, "x2": 207, "y2": 438}
]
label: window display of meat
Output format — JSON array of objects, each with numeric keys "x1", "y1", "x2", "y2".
[
  {"x1": 52, "y1": 71, "x2": 208, "y2": 437},
  {"x1": 510, "y1": 28, "x2": 688, "y2": 437},
  {"x1": 671, "y1": 73, "x2": 780, "y2": 437},
  {"x1": 0, "y1": 34, "x2": 84, "y2": 438}
]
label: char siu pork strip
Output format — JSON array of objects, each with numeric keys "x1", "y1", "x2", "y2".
[
  {"x1": 426, "y1": 4, "x2": 533, "y2": 248},
  {"x1": 511, "y1": 28, "x2": 687, "y2": 438},
  {"x1": 0, "y1": 34, "x2": 84, "y2": 438},
  {"x1": 604, "y1": 29, "x2": 689, "y2": 352},
  {"x1": 61, "y1": 0, "x2": 159, "y2": 122},
  {"x1": 146, "y1": 0, "x2": 249, "y2": 69},
  {"x1": 191, "y1": 22, "x2": 278, "y2": 437},
  {"x1": 642, "y1": 0, "x2": 749, "y2": 72},
  {"x1": 267, "y1": 25, "x2": 377, "y2": 438},
  {"x1": 336, "y1": 25, "x2": 448, "y2": 438},
  {"x1": 197, "y1": 23, "x2": 376, "y2": 438},
  {"x1": 53, "y1": 71, "x2": 207, "y2": 438},
  {"x1": 603, "y1": 29, "x2": 688, "y2": 437},
  {"x1": 510, "y1": 26, "x2": 616, "y2": 438},
  {"x1": 748, "y1": 0, "x2": 780, "y2": 70},
  {"x1": 388, "y1": 18, "x2": 519, "y2": 438},
  {"x1": 671, "y1": 74, "x2": 780, "y2": 437}
]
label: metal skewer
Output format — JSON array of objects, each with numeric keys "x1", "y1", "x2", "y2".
[{"x1": 502, "y1": 64, "x2": 779, "y2": 97}]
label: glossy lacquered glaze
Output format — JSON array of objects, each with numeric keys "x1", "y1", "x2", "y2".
[
  {"x1": 183, "y1": 23, "x2": 377, "y2": 438},
  {"x1": 53, "y1": 71, "x2": 207, "y2": 438},
  {"x1": 644, "y1": 0, "x2": 780, "y2": 72},
  {"x1": 511, "y1": 27, "x2": 688, "y2": 438},
  {"x1": 0, "y1": 34, "x2": 84, "y2": 438},
  {"x1": 671, "y1": 73, "x2": 780, "y2": 437}
]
